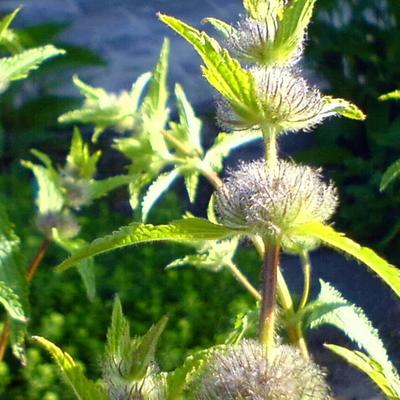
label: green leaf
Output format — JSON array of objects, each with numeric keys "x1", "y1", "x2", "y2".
[
  {"x1": 0, "y1": 8, "x2": 20, "y2": 39},
  {"x1": 379, "y1": 90, "x2": 400, "y2": 101},
  {"x1": 243, "y1": 0, "x2": 284, "y2": 20},
  {"x1": 0, "y1": 205, "x2": 28, "y2": 362},
  {"x1": 305, "y1": 280, "x2": 397, "y2": 380},
  {"x1": 32, "y1": 336, "x2": 108, "y2": 400},
  {"x1": 0, "y1": 45, "x2": 65, "y2": 93},
  {"x1": 291, "y1": 222, "x2": 400, "y2": 297},
  {"x1": 183, "y1": 170, "x2": 200, "y2": 203},
  {"x1": 89, "y1": 175, "x2": 132, "y2": 200},
  {"x1": 159, "y1": 14, "x2": 261, "y2": 126},
  {"x1": 202, "y1": 17, "x2": 235, "y2": 38},
  {"x1": 21, "y1": 160, "x2": 64, "y2": 214},
  {"x1": 380, "y1": 158, "x2": 400, "y2": 191},
  {"x1": 128, "y1": 316, "x2": 168, "y2": 380},
  {"x1": 203, "y1": 131, "x2": 262, "y2": 172},
  {"x1": 55, "y1": 218, "x2": 239, "y2": 272},
  {"x1": 66, "y1": 127, "x2": 101, "y2": 180},
  {"x1": 0, "y1": 8, "x2": 23, "y2": 54},
  {"x1": 322, "y1": 96, "x2": 366, "y2": 120},
  {"x1": 174, "y1": 83, "x2": 202, "y2": 154},
  {"x1": 274, "y1": 0, "x2": 315, "y2": 61},
  {"x1": 0, "y1": 281, "x2": 26, "y2": 322},
  {"x1": 141, "y1": 169, "x2": 179, "y2": 222},
  {"x1": 166, "y1": 238, "x2": 239, "y2": 272},
  {"x1": 325, "y1": 345, "x2": 400, "y2": 399},
  {"x1": 166, "y1": 346, "x2": 224, "y2": 400}
]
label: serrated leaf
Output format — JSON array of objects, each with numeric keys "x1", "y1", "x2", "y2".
[
  {"x1": 305, "y1": 280, "x2": 397, "y2": 380},
  {"x1": 274, "y1": 0, "x2": 315, "y2": 61},
  {"x1": 55, "y1": 218, "x2": 239, "y2": 272},
  {"x1": 379, "y1": 90, "x2": 400, "y2": 101},
  {"x1": 166, "y1": 238, "x2": 239, "y2": 272},
  {"x1": 291, "y1": 222, "x2": 400, "y2": 297},
  {"x1": 202, "y1": 17, "x2": 235, "y2": 39},
  {"x1": 130, "y1": 71, "x2": 152, "y2": 111},
  {"x1": 0, "y1": 8, "x2": 20, "y2": 40},
  {"x1": 89, "y1": 175, "x2": 132, "y2": 200},
  {"x1": 66, "y1": 127, "x2": 101, "y2": 180},
  {"x1": 243, "y1": 0, "x2": 284, "y2": 20},
  {"x1": 322, "y1": 96, "x2": 366, "y2": 120},
  {"x1": 0, "y1": 281, "x2": 26, "y2": 322},
  {"x1": 22, "y1": 160, "x2": 64, "y2": 214},
  {"x1": 141, "y1": 169, "x2": 179, "y2": 222},
  {"x1": 174, "y1": 83, "x2": 203, "y2": 154},
  {"x1": 128, "y1": 316, "x2": 168, "y2": 380},
  {"x1": 183, "y1": 171, "x2": 200, "y2": 203},
  {"x1": 140, "y1": 39, "x2": 170, "y2": 158},
  {"x1": 203, "y1": 131, "x2": 262, "y2": 172},
  {"x1": 32, "y1": 336, "x2": 108, "y2": 400},
  {"x1": 325, "y1": 344, "x2": 400, "y2": 399},
  {"x1": 0, "y1": 205, "x2": 28, "y2": 362},
  {"x1": 0, "y1": 45, "x2": 65, "y2": 93},
  {"x1": 166, "y1": 346, "x2": 225, "y2": 400},
  {"x1": 159, "y1": 14, "x2": 261, "y2": 126},
  {"x1": 380, "y1": 158, "x2": 400, "y2": 191},
  {"x1": 52, "y1": 233, "x2": 96, "y2": 301},
  {"x1": 105, "y1": 296, "x2": 131, "y2": 359}
]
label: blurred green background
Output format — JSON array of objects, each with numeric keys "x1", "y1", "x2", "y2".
[{"x1": 1, "y1": 0, "x2": 400, "y2": 398}]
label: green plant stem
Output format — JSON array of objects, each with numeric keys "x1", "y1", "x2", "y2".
[
  {"x1": 260, "y1": 241, "x2": 280, "y2": 357},
  {"x1": 262, "y1": 124, "x2": 278, "y2": 169},
  {"x1": 299, "y1": 251, "x2": 311, "y2": 310},
  {"x1": 0, "y1": 238, "x2": 50, "y2": 363},
  {"x1": 161, "y1": 130, "x2": 196, "y2": 156},
  {"x1": 227, "y1": 261, "x2": 261, "y2": 302}
]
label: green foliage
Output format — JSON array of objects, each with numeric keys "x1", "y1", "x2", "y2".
[
  {"x1": 32, "y1": 336, "x2": 108, "y2": 400},
  {"x1": 159, "y1": 14, "x2": 261, "y2": 127},
  {"x1": 304, "y1": 280, "x2": 397, "y2": 380},
  {"x1": 380, "y1": 158, "x2": 400, "y2": 192},
  {"x1": 55, "y1": 218, "x2": 239, "y2": 272},
  {"x1": 292, "y1": 222, "x2": 400, "y2": 297},
  {"x1": 0, "y1": 205, "x2": 28, "y2": 362},
  {"x1": 325, "y1": 344, "x2": 400, "y2": 399},
  {"x1": 0, "y1": 45, "x2": 65, "y2": 93}
]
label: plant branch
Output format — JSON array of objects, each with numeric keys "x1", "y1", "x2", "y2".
[
  {"x1": 260, "y1": 241, "x2": 280, "y2": 357},
  {"x1": 261, "y1": 124, "x2": 278, "y2": 169},
  {"x1": 299, "y1": 251, "x2": 311, "y2": 310},
  {"x1": 227, "y1": 261, "x2": 261, "y2": 301}
]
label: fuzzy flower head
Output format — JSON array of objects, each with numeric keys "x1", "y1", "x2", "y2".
[
  {"x1": 214, "y1": 159, "x2": 338, "y2": 253},
  {"x1": 227, "y1": 15, "x2": 303, "y2": 66},
  {"x1": 217, "y1": 67, "x2": 335, "y2": 134},
  {"x1": 194, "y1": 339, "x2": 332, "y2": 399}
]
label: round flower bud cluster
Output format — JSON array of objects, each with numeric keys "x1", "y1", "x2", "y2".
[
  {"x1": 194, "y1": 339, "x2": 332, "y2": 399},
  {"x1": 217, "y1": 67, "x2": 336, "y2": 133},
  {"x1": 214, "y1": 159, "x2": 338, "y2": 252},
  {"x1": 36, "y1": 210, "x2": 80, "y2": 240}
]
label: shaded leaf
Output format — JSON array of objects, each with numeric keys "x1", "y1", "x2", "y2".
[
  {"x1": 0, "y1": 281, "x2": 26, "y2": 322},
  {"x1": 380, "y1": 158, "x2": 400, "y2": 191}
]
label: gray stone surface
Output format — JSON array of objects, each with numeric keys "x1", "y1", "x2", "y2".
[{"x1": 0, "y1": 0, "x2": 243, "y2": 106}]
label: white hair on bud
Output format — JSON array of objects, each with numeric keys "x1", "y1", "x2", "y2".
[
  {"x1": 194, "y1": 340, "x2": 333, "y2": 399},
  {"x1": 214, "y1": 159, "x2": 338, "y2": 244}
]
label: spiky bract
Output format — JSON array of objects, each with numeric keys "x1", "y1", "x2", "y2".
[
  {"x1": 214, "y1": 159, "x2": 338, "y2": 252},
  {"x1": 217, "y1": 67, "x2": 339, "y2": 133},
  {"x1": 194, "y1": 340, "x2": 332, "y2": 399}
]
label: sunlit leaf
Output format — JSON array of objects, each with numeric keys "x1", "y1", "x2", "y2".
[
  {"x1": 291, "y1": 222, "x2": 400, "y2": 297},
  {"x1": 322, "y1": 96, "x2": 366, "y2": 120},
  {"x1": 55, "y1": 218, "x2": 239, "y2": 272},
  {"x1": 202, "y1": 17, "x2": 235, "y2": 38},
  {"x1": 32, "y1": 336, "x2": 108, "y2": 400},
  {"x1": 325, "y1": 344, "x2": 400, "y2": 399},
  {"x1": 379, "y1": 90, "x2": 400, "y2": 101}
]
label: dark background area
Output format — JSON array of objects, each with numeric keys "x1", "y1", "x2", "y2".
[{"x1": 0, "y1": 0, "x2": 400, "y2": 398}]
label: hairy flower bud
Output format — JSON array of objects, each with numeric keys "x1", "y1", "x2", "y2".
[
  {"x1": 217, "y1": 67, "x2": 337, "y2": 133},
  {"x1": 214, "y1": 159, "x2": 338, "y2": 252},
  {"x1": 36, "y1": 211, "x2": 80, "y2": 239},
  {"x1": 194, "y1": 340, "x2": 332, "y2": 399},
  {"x1": 227, "y1": 17, "x2": 303, "y2": 66}
]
